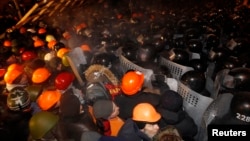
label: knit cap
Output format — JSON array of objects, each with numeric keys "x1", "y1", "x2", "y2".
[
  {"x1": 160, "y1": 90, "x2": 183, "y2": 112},
  {"x1": 93, "y1": 99, "x2": 113, "y2": 119},
  {"x1": 81, "y1": 131, "x2": 102, "y2": 141}
]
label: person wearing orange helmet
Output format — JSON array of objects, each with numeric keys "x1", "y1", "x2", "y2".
[
  {"x1": 118, "y1": 103, "x2": 161, "y2": 141},
  {"x1": 37, "y1": 89, "x2": 62, "y2": 114},
  {"x1": 22, "y1": 58, "x2": 46, "y2": 82},
  {"x1": 4, "y1": 63, "x2": 30, "y2": 91},
  {"x1": 31, "y1": 67, "x2": 52, "y2": 88},
  {"x1": 114, "y1": 70, "x2": 161, "y2": 120}
]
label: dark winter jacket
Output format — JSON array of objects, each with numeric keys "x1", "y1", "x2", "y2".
[
  {"x1": 58, "y1": 89, "x2": 98, "y2": 141},
  {"x1": 118, "y1": 119, "x2": 152, "y2": 141},
  {"x1": 157, "y1": 107, "x2": 198, "y2": 140},
  {"x1": 114, "y1": 91, "x2": 160, "y2": 120},
  {"x1": 57, "y1": 111, "x2": 98, "y2": 141},
  {"x1": 1, "y1": 110, "x2": 32, "y2": 141},
  {"x1": 0, "y1": 93, "x2": 32, "y2": 141}
]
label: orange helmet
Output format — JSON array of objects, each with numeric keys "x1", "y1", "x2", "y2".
[
  {"x1": 38, "y1": 28, "x2": 47, "y2": 34},
  {"x1": 3, "y1": 40, "x2": 12, "y2": 47},
  {"x1": 37, "y1": 90, "x2": 61, "y2": 111},
  {"x1": 62, "y1": 31, "x2": 71, "y2": 40},
  {"x1": 4, "y1": 69, "x2": 22, "y2": 84},
  {"x1": 57, "y1": 47, "x2": 70, "y2": 58},
  {"x1": 132, "y1": 103, "x2": 161, "y2": 122},
  {"x1": 32, "y1": 67, "x2": 51, "y2": 83},
  {"x1": 34, "y1": 39, "x2": 45, "y2": 48},
  {"x1": 7, "y1": 63, "x2": 23, "y2": 72},
  {"x1": 75, "y1": 22, "x2": 87, "y2": 34},
  {"x1": 121, "y1": 71, "x2": 144, "y2": 95},
  {"x1": 47, "y1": 40, "x2": 57, "y2": 49},
  {"x1": 80, "y1": 44, "x2": 91, "y2": 52}
]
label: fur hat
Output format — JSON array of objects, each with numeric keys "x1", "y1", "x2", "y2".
[
  {"x1": 59, "y1": 90, "x2": 81, "y2": 117},
  {"x1": 93, "y1": 99, "x2": 113, "y2": 119},
  {"x1": 81, "y1": 131, "x2": 101, "y2": 141},
  {"x1": 160, "y1": 90, "x2": 183, "y2": 112},
  {"x1": 153, "y1": 125, "x2": 183, "y2": 141}
]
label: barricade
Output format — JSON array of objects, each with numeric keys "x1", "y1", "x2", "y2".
[
  {"x1": 177, "y1": 81, "x2": 214, "y2": 136},
  {"x1": 159, "y1": 56, "x2": 194, "y2": 80}
]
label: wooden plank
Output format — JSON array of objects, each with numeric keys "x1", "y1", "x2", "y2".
[
  {"x1": 31, "y1": 1, "x2": 54, "y2": 22},
  {"x1": 48, "y1": 0, "x2": 67, "y2": 17},
  {"x1": 15, "y1": 3, "x2": 39, "y2": 29}
]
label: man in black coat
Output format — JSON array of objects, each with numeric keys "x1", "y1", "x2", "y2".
[
  {"x1": 156, "y1": 90, "x2": 198, "y2": 141},
  {"x1": 114, "y1": 70, "x2": 161, "y2": 120}
]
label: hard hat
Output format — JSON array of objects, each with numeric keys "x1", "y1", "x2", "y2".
[
  {"x1": 61, "y1": 55, "x2": 70, "y2": 67},
  {"x1": 55, "y1": 72, "x2": 75, "y2": 90},
  {"x1": 25, "y1": 85, "x2": 43, "y2": 102},
  {"x1": 4, "y1": 69, "x2": 22, "y2": 84},
  {"x1": 56, "y1": 47, "x2": 70, "y2": 58},
  {"x1": 132, "y1": 103, "x2": 161, "y2": 122},
  {"x1": 34, "y1": 39, "x2": 45, "y2": 48},
  {"x1": 47, "y1": 40, "x2": 57, "y2": 49},
  {"x1": 21, "y1": 50, "x2": 37, "y2": 61},
  {"x1": 44, "y1": 52, "x2": 56, "y2": 61},
  {"x1": 81, "y1": 44, "x2": 91, "y2": 52},
  {"x1": 29, "y1": 111, "x2": 59, "y2": 140},
  {"x1": 121, "y1": 70, "x2": 144, "y2": 95},
  {"x1": 32, "y1": 67, "x2": 51, "y2": 83},
  {"x1": 37, "y1": 90, "x2": 61, "y2": 111},
  {"x1": 7, "y1": 63, "x2": 23, "y2": 72},
  {"x1": 45, "y1": 34, "x2": 56, "y2": 42},
  {"x1": 7, "y1": 87, "x2": 31, "y2": 111},
  {"x1": 38, "y1": 28, "x2": 46, "y2": 34},
  {"x1": 3, "y1": 40, "x2": 12, "y2": 47}
]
